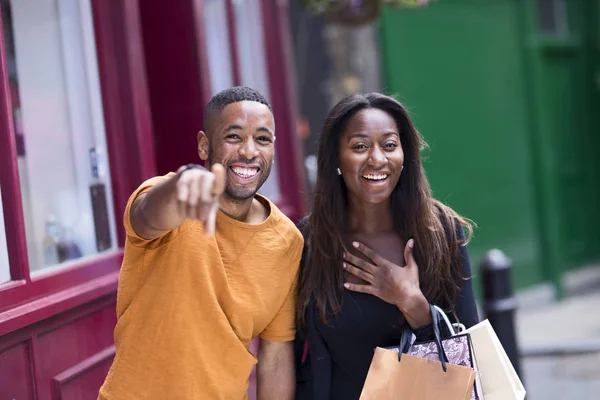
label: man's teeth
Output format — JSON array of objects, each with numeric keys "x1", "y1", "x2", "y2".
[
  {"x1": 232, "y1": 167, "x2": 258, "y2": 178},
  {"x1": 363, "y1": 174, "x2": 388, "y2": 181}
]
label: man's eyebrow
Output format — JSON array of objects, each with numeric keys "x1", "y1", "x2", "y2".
[
  {"x1": 257, "y1": 127, "x2": 274, "y2": 136},
  {"x1": 224, "y1": 124, "x2": 243, "y2": 132},
  {"x1": 222, "y1": 125, "x2": 273, "y2": 135}
]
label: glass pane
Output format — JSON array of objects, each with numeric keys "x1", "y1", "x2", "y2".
[
  {"x1": 1, "y1": 0, "x2": 117, "y2": 274},
  {"x1": 203, "y1": 0, "x2": 234, "y2": 96},
  {"x1": 233, "y1": 0, "x2": 281, "y2": 203},
  {"x1": 0, "y1": 186, "x2": 10, "y2": 284},
  {"x1": 537, "y1": 0, "x2": 569, "y2": 35}
]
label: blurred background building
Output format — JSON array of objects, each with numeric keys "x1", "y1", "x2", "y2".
[{"x1": 0, "y1": 0, "x2": 598, "y2": 399}]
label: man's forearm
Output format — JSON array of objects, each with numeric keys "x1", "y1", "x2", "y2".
[
  {"x1": 131, "y1": 175, "x2": 185, "y2": 240},
  {"x1": 257, "y1": 341, "x2": 295, "y2": 400},
  {"x1": 257, "y1": 364, "x2": 295, "y2": 400}
]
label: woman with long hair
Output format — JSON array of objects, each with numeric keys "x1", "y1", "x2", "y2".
[{"x1": 294, "y1": 93, "x2": 479, "y2": 399}]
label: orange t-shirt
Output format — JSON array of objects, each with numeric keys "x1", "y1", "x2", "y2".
[{"x1": 98, "y1": 174, "x2": 303, "y2": 400}]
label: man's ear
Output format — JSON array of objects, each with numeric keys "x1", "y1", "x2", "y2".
[{"x1": 198, "y1": 131, "x2": 209, "y2": 161}]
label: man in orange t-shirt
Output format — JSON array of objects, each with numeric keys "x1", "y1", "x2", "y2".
[{"x1": 98, "y1": 87, "x2": 303, "y2": 400}]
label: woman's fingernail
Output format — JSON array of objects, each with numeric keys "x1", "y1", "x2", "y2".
[
  {"x1": 343, "y1": 252, "x2": 346, "y2": 259},
  {"x1": 352, "y1": 242, "x2": 359, "y2": 248},
  {"x1": 409, "y1": 239, "x2": 414, "y2": 248},
  {"x1": 343, "y1": 262, "x2": 347, "y2": 269},
  {"x1": 344, "y1": 283, "x2": 350, "y2": 288}
]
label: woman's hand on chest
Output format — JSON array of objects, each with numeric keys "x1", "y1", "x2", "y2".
[{"x1": 342, "y1": 238, "x2": 432, "y2": 328}]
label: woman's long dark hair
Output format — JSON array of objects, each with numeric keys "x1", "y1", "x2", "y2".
[{"x1": 297, "y1": 93, "x2": 474, "y2": 326}]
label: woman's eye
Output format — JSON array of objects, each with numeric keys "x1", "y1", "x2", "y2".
[
  {"x1": 384, "y1": 142, "x2": 399, "y2": 149},
  {"x1": 353, "y1": 143, "x2": 368, "y2": 150}
]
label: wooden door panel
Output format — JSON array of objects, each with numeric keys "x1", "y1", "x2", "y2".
[
  {"x1": 0, "y1": 340, "x2": 35, "y2": 399},
  {"x1": 34, "y1": 302, "x2": 116, "y2": 399},
  {"x1": 52, "y1": 346, "x2": 115, "y2": 400}
]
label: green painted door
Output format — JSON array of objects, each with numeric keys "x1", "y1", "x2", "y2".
[
  {"x1": 524, "y1": 0, "x2": 600, "y2": 284},
  {"x1": 380, "y1": 0, "x2": 545, "y2": 292},
  {"x1": 380, "y1": 0, "x2": 600, "y2": 295}
]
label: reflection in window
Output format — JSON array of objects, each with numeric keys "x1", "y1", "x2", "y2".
[
  {"x1": 233, "y1": 0, "x2": 281, "y2": 203},
  {"x1": 203, "y1": 0, "x2": 234, "y2": 96},
  {"x1": 1, "y1": 0, "x2": 117, "y2": 273},
  {"x1": 0, "y1": 187, "x2": 9, "y2": 284},
  {"x1": 537, "y1": 0, "x2": 568, "y2": 36}
]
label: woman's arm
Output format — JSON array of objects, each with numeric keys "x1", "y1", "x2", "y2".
[
  {"x1": 413, "y1": 225, "x2": 479, "y2": 340},
  {"x1": 453, "y1": 226, "x2": 479, "y2": 328}
]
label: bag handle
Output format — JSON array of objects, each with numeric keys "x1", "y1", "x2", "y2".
[
  {"x1": 432, "y1": 305, "x2": 467, "y2": 335},
  {"x1": 397, "y1": 304, "x2": 449, "y2": 372}
]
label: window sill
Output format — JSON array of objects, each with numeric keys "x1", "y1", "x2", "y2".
[
  {"x1": 0, "y1": 250, "x2": 123, "y2": 336},
  {"x1": 0, "y1": 269, "x2": 119, "y2": 337}
]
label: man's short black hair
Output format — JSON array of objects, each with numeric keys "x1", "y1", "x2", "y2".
[{"x1": 203, "y1": 86, "x2": 272, "y2": 135}]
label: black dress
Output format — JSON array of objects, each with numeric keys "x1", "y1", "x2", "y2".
[{"x1": 294, "y1": 217, "x2": 480, "y2": 400}]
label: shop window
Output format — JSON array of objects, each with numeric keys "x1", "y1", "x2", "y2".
[
  {"x1": 233, "y1": 0, "x2": 281, "y2": 203},
  {"x1": 1, "y1": 0, "x2": 117, "y2": 274},
  {"x1": 0, "y1": 187, "x2": 9, "y2": 284},
  {"x1": 203, "y1": 0, "x2": 234, "y2": 96},
  {"x1": 537, "y1": 0, "x2": 569, "y2": 36}
]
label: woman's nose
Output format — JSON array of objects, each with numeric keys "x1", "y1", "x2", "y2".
[{"x1": 367, "y1": 147, "x2": 387, "y2": 166}]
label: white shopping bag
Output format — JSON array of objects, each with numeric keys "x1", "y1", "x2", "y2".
[{"x1": 465, "y1": 319, "x2": 526, "y2": 400}]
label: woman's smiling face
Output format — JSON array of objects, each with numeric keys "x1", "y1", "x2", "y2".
[{"x1": 338, "y1": 108, "x2": 404, "y2": 206}]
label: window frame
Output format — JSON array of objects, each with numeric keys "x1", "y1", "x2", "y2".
[
  {"x1": 0, "y1": 0, "x2": 155, "y2": 337},
  {"x1": 258, "y1": 0, "x2": 306, "y2": 220}
]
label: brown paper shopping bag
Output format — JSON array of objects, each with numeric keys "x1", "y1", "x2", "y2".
[{"x1": 360, "y1": 347, "x2": 476, "y2": 400}]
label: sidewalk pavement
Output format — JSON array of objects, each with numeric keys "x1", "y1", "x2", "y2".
[{"x1": 514, "y1": 266, "x2": 600, "y2": 400}]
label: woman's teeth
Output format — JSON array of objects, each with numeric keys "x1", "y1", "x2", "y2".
[{"x1": 363, "y1": 174, "x2": 388, "y2": 181}]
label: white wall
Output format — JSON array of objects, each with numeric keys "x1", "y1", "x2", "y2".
[{"x1": 204, "y1": 0, "x2": 234, "y2": 96}]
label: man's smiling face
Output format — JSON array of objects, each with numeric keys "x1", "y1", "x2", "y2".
[{"x1": 203, "y1": 100, "x2": 275, "y2": 202}]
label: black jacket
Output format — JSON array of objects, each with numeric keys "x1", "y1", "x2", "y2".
[{"x1": 294, "y1": 216, "x2": 480, "y2": 400}]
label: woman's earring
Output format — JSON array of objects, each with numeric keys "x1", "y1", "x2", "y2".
[
  {"x1": 337, "y1": 167, "x2": 342, "y2": 175},
  {"x1": 401, "y1": 165, "x2": 404, "y2": 171}
]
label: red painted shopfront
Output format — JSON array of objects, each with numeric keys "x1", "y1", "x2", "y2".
[{"x1": 0, "y1": 0, "x2": 305, "y2": 398}]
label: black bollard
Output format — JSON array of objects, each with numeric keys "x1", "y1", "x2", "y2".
[{"x1": 480, "y1": 249, "x2": 523, "y2": 381}]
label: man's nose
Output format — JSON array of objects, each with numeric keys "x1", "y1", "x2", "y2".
[{"x1": 239, "y1": 138, "x2": 259, "y2": 159}]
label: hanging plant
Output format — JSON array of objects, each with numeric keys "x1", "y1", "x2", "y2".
[{"x1": 305, "y1": 0, "x2": 436, "y2": 25}]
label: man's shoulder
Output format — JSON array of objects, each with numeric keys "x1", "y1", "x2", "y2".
[{"x1": 259, "y1": 197, "x2": 303, "y2": 246}]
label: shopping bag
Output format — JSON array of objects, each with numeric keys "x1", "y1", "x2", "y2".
[
  {"x1": 360, "y1": 347, "x2": 476, "y2": 400},
  {"x1": 465, "y1": 319, "x2": 526, "y2": 400},
  {"x1": 391, "y1": 305, "x2": 484, "y2": 400},
  {"x1": 360, "y1": 305, "x2": 476, "y2": 400},
  {"x1": 428, "y1": 305, "x2": 484, "y2": 400},
  {"x1": 403, "y1": 333, "x2": 484, "y2": 400}
]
